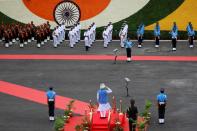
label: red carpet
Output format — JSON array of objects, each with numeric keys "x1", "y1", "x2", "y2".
[
  {"x1": 0, "y1": 54, "x2": 197, "y2": 61},
  {"x1": 0, "y1": 80, "x2": 89, "y2": 115},
  {"x1": 91, "y1": 112, "x2": 129, "y2": 131},
  {"x1": 64, "y1": 112, "x2": 130, "y2": 131}
]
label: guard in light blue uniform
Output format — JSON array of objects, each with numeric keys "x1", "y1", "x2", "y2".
[
  {"x1": 46, "y1": 87, "x2": 56, "y2": 121},
  {"x1": 170, "y1": 22, "x2": 178, "y2": 51},
  {"x1": 124, "y1": 37, "x2": 135, "y2": 62},
  {"x1": 186, "y1": 22, "x2": 195, "y2": 48},
  {"x1": 137, "y1": 23, "x2": 145, "y2": 48},
  {"x1": 154, "y1": 22, "x2": 160, "y2": 48},
  {"x1": 157, "y1": 88, "x2": 167, "y2": 124}
]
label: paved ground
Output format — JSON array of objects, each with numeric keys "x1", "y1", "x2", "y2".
[{"x1": 0, "y1": 40, "x2": 197, "y2": 131}]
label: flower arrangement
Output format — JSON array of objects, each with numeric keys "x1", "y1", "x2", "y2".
[
  {"x1": 75, "y1": 115, "x2": 91, "y2": 131},
  {"x1": 141, "y1": 100, "x2": 152, "y2": 124},
  {"x1": 54, "y1": 116, "x2": 65, "y2": 131},
  {"x1": 88, "y1": 100, "x2": 97, "y2": 112},
  {"x1": 64, "y1": 100, "x2": 75, "y2": 123},
  {"x1": 137, "y1": 121, "x2": 146, "y2": 131},
  {"x1": 112, "y1": 118, "x2": 124, "y2": 131}
]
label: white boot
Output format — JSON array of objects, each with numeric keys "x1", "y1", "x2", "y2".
[
  {"x1": 37, "y1": 43, "x2": 41, "y2": 48},
  {"x1": 138, "y1": 44, "x2": 142, "y2": 48},
  {"x1": 19, "y1": 44, "x2": 24, "y2": 48},
  {"x1": 127, "y1": 57, "x2": 131, "y2": 62},
  {"x1": 172, "y1": 48, "x2": 176, "y2": 51},
  {"x1": 189, "y1": 45, "x2": 194, "y2": 48},
  {"x1": 155, "y1": 45, "x2": 159, "y2": 48},
  {"x1": 51, "y1": 117, "x2": 55, "y2": 121},
  {"x1": 54, "y1": 44, "x2": 57, "y2": 48},
  {"x1": 159, "y1": 119, "x2": 162, "y2": 124},
  {"x1": 5, "y1": 43, "x2": 9, "y2": 48}
]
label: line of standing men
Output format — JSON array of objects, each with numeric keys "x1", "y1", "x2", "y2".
[
  {"x1": 84, "y1": 22, "x2": 96, "y2": 51},
  {"x1": 52, "y1": 23, "x2": 67, "y2": 48},
  {"x1": 119, "y1": 21, "x2": 128, "y2": 48},
  {"x1": 156, "y1": 22, "x2": 195, "y2": 51},
  {"x1": 119, "y1": 22, "x2": 195, "y2": 50},
  {"x1": 0, "y1": 21, "x2": 51, "y2": 48},
  {"x1": 68, "y1": 23, "x2": 81, "y2": 48},
  {"x1": 102, "y1": 22, "x2": 113, "y2": 48}
]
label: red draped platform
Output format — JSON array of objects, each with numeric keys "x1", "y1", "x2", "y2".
[{"x1": 64, "y1": 112, "x2": 129, "y2": 131}]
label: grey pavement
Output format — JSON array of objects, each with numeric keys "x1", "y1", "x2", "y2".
[{"x1": 0, "y1": 41, "x2": 197, "y2": 131}]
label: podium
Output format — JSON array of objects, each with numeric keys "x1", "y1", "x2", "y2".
[{"x1": 90, "y1": 111, "x2": 128, "y2": 131}]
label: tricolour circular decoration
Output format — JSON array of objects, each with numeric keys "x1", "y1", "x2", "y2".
[{"x1": 53, "y1": 0, "x2": 81, "y2": 27}]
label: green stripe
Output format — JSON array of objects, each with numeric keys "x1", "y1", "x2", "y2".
[{"x1": 113, "y1": 0, "x2": 184, "y2": 31}]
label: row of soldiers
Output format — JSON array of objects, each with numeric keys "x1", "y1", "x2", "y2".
[
  {"x1": 83, "y1": 22, "x2": 96, "y2": 51},
  {"x1": 67, "y1": 23, "x2": 81, "y2": 48},
  {"x1": 102, "y1": 22, "x2": 113, "y2": 48},
  {"x1": 142, "y1": 22, "x2": 195, "y2": 51},
  {"x1": 119, "y1": 21, "x2": 195, "y2": 51},
  {"x1": 0, "y1": 21, "x2": 51, "y2": 48},
  {"x1": 52, "y1": 23, "x2": 66, "y2": 48},
  {"x1": 1, "y1": 21, "x2": 195, "y2": 51}
]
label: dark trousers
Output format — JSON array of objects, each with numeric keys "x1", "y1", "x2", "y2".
[
  {"x1": 189, "y1": 36, "x2": 194, "y2": 45},
  {"x1": 155, "y1": 36, "x2": 160, "y2": 45},
  {"x1": 158, "y1": 104, "x2": 165, "y2": 119},
  {"x1": 48, "y1": 101, "x2": 55, "y2": 117},
  {"x1": 172, "y1": 38, "x2": 176, "y2": 48},
  {"x1": 85, "y1": 46, "x2": 89, "y2": 51},
  {"x1": 126, "y1": 48, "x2": 131, "y2": 58},
  {"x1": 138, "y1": 36, "x2": 143, "y2": 44},
  {"x1": 129, "y1": 120, "x2": 136, "y2": 131}
]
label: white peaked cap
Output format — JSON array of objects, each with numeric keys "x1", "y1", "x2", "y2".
[{"x1": 100, "y1": 83, "x2": 106, "y2": 89}]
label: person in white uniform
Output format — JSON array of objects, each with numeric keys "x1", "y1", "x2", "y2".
[
  {"x1": 77, "y1": 22, "x2": 81, "y2": 42},
  {"x1": 52, "y1": 27, "x2": 58, "y2": 48},
  {"x1": 92, "y1": 22, "x2": 96, "y2": 42},
  {"x1": 84, "y1": 29, "x2": 90, "y2": 51},
  {"x1": 68, "y1": 28, "x2": 74, "y2": 48},
  {"x1": 103, "y1": 27, "x2": 108, "y2": 48}
]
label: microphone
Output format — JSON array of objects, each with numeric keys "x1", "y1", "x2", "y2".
[{"x1": 124, "y1": 77, "x2": 130, "y2": 97}]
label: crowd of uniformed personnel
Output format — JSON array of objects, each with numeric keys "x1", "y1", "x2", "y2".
[
  {"x1": 0, "y1": 21, "x2": 196, "y2": 51},
  {"x1": 0, "y1": 21, "x2": 51, "y2": 48}
]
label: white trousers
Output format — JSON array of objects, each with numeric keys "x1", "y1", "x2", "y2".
[
  {"x1": 103, "y1": 37, "x2": 108, "y2": 47},
  {"x1": 53, "y1": 36, "x2": 58, "y2": 47},
  {"x1": 120, "y1": 36, "x2": 125, "y2": 47}
]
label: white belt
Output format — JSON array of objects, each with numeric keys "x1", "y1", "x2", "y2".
[
  {"x1": 159, "y1": 102, "x2": 165, "y2": 105},
  {"x1": 48, "y1": 99, "x2": 54, "y2": 101}
]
